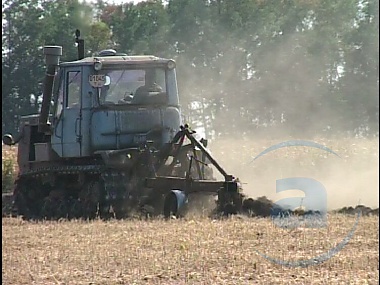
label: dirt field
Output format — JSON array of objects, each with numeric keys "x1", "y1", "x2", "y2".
[
  {"x1": 2, "y1": 214, "x2": 378, "y2": 285},
  {"x1": 2, "y1": 138, "x2": 379, "y2": 284}
]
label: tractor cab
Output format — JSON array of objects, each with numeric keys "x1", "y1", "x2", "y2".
[
  {"x1": 50, "y1": 50, "x2": 182, "y2": 158},
  {"x1": 52, "y1": 50, "x2": 180, "y2": 112},
  {"x1": 3, "y1": 31, "x2": 183, "y2": 163}
]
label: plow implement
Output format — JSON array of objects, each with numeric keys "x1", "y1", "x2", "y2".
[{"x1": 143, "y1": 124, "x2": 246, "y2": 218}]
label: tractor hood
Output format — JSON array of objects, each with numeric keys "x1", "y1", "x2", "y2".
[{"x1": 90, "y1": 105, "x2": 181, "y2": 152}]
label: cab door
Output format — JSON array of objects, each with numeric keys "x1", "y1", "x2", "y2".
[{"x1": 51, "y1": 67, "x2": 83, "y2": 157}]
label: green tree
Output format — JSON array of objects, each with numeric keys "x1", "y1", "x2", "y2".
[
  {"x1": 337, "y1": 0, "x2": 379, "y2": 137},
  {"x1": 2, "y1": 0, "x2": 110, "y2": 135},
  {"x1": 2, "y1": 0, "x2": 378, "y2": 139},
  {"x1": 102, "y1": 1, "x2": 169, "y2": 55},
  {"x1": 2, "y1": 0, "x2": 47, "y2": 135}
]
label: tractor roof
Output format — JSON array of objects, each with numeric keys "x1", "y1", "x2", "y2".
[{"x1": 60, "y1": 55, "x2": 173, "y2": 68}]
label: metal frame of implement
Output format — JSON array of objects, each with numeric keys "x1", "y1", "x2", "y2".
[{"x1": 145, "y1": 124, "x2": 242, "y2": 217}]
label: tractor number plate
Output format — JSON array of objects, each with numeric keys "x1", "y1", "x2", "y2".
[
  {"x1": 133, "y1": 134, "x2": 146, "y2": 144},
  {"x1": 89, "y1": 74, "x2": 106, "y2": 88}
]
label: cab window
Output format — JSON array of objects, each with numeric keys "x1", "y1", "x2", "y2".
[
  {"x1": 67, "y1": 71, "x2": 81, "y2": 108},
  {"x1": 98, "y1": 68, "x2": 167, "y2": 105},
  {"x1": 55, "y1": 75, "x2": 64, "y2": 118}
]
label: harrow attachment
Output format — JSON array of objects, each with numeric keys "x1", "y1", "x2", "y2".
[{"x1": 143, "y1": 124, "x2": 247, "y2": 218}]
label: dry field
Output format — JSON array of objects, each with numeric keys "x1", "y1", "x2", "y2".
[
  {"x1": 2, "y1": 137, "x2": 379, "y2": 284},
  {"x1": 2, "y1": 214, "x2": 379, "y2": 284}
]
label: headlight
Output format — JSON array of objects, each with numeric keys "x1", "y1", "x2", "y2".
[
  {"x1": 94, "y1": 60, "x2": 102, "y2": 71},
  {"x1": 167, "y1": 60, "x2": 176, "y2": 70}
]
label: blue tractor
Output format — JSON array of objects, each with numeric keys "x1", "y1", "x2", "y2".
[{"x1": 3, "y1": 31, "x2": 246, "y2": 220}]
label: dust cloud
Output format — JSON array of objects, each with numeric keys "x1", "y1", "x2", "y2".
[
  {"x1": 176, "y1": 27, "x2": 378, "y2": 211},
  {"x1": 208, "y1": 136, "x2": 379, "y2": 210}
]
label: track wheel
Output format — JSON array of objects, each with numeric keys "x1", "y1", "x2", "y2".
[
  {"x1": 223, "y1": 203, "x2": 238, "y2": 216},
  {"x1": 68, "y1": 198, "x2": 82, "y2": 219},
  {"x1": 40, "y1": 197, "x2": 55, "y2": 219},
  {"x1": 56, "y1": 200, "x2": 69, "y2": 219},
  {"x1": 80, "y1": 180, "x2": 102, "y2": 219},
  {"x1": 163, "y1": 192, "x2": 179, "y2": 219},
  {"x1": 13, "y1": 178, "x2": 37, "y2": 219}
]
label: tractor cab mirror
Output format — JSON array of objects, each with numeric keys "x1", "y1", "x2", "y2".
[
  {"x1": 105, "y1": 75, "x2": 111, "y2": 86},
  {"x1": 2, "y1": 134, "x2": 14, "y2": 146}
]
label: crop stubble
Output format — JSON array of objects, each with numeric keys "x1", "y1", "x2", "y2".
[
  {"x1": 2, "y1": 214, "x2": 379, "y2": 285},
  {"x1": 2, "y1": 138, "x2": 379, "y2": 284}
]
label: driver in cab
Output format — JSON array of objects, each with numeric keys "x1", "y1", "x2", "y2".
[{"x1": 131, "y1": 70, "x2": 163, "y2": 104}]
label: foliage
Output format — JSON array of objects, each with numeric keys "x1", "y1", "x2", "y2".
[
  {"x1": 2, "y1": 149, "x2": 16, "y2": 193},
  {"x1": 2, "y1": 0, "x2": 110, "y2": 135},
  {"x1": 2, "y1": 0, "x2": 379, "y2": 139}
]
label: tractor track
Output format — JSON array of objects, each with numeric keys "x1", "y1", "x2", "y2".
[{"x1": 3, "y1": 191, "x2": 378, "y2": 220}]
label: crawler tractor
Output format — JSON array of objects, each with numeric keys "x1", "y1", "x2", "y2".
[{"x1": 3, "y1": 30, "x2": 248, "y2": 220}]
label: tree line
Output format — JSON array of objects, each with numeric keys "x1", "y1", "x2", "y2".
[{"x1": 2, "y1": 0, "x2": 379, "y2": 139}]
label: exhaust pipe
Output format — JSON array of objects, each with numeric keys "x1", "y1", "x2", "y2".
[{"x1": 38, "y1": 45, "x2": 62, "y2": 133}]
